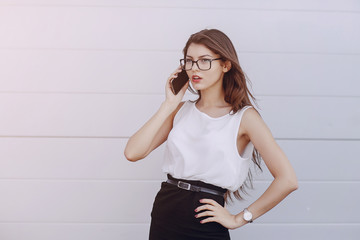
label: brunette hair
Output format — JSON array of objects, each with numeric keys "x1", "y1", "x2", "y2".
[{"x1": 182, "y1": 29, "x2": 262, "y2": 202}]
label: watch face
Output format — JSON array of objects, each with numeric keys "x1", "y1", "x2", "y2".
[
  {"x1": 244, "y1": 211, "x2": 252, "y2": 221},
  {"x1": 244, "y1": 210, "x2": 252, "y2": 221}
]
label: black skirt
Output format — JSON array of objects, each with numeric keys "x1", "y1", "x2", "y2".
[{"x1": 149, "y1": 175, "x2": 230, "y2": 240}]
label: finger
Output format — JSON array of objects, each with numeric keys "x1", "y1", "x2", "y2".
[
  {"x1": 195, "y1": 210, "x2": 214, "y2": 219},
  {"x1": 166, "y1": 74, "x2": 174, "y2": 83},
  {"x1": 195, "y1": 204, "x2": 214, "y2": 213},
  {"x1": 167, "y1": 73, "x2": 178, "y2": 84},
  {"x1": 169, "y1": 70, "x2": 183, "y2": 82},
  {"x1": 169, "y1": 68, "x2": 181, "y2": 78},
  {"x1": 172, "y1": 72, "x2": 179, "y2": 78},
  {"x1": 200, "y1": 199, "x2": 219, "y2": 206},
  {"x1": 200, "y1": 217, "x2": 217, "y2": 224},
  {"x1": 169, "y1": 66, "x2": 185, "y2": 80}
]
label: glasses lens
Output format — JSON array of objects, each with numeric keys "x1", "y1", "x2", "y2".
[
  {"x1": 181, "y1": 59, "x2": 192, "y2": 70},
  {"x1": 180, "y1": 59, "x2": 191, "y2": 70},
  {"x1": 197, "y1": 59, "x2": 211, "y2": 70},
  {"x1": 180, "y1": 59, "x2": 213, "y2": 70},
  {"x1": 184, "y1": 59, "x2": 193, "y2": 70}
]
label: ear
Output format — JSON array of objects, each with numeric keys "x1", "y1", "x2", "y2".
[{"x1": 223, "y1": 60, "x2": 232, "y2": 73}]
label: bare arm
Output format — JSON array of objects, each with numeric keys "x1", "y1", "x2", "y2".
[
  {"x1": 195, "y1": 108, "x2": 298, "y2": 229},
  {"x1": 124, "y1": 66, "x2": 189, "y2": 162},
  {"x1": 124, "y1": 101, "x2": 184, "y2": 161},
  {"x1": 232, "y1": 108, "x2": 298, "y2": 227}
]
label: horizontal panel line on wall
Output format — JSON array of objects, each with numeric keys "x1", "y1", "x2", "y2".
[
  {"x1": 276, "y1": 138, "x2": 360, "y2": 141},
  {"x1": 0, "y1": 92, "x2": 360, "y2": 98},
  {"x1": 0, "y1": 135, "x2": 128, "y2": 139},
  {"x1": 0, "y1": 221, "x2": 358, "y2": 225},
  {"x1": 0, "y1": 3, "x2": 359, "y2": 13},
  {"x1": 1, "y1": 135, "x2": 359, "y2": 141},
  {"x1": 0, "y1": 221, "x2": 149, "y2": 225},
  {"x1": 1, "y1": 47, "x2": 359, "y2": 56},
  {"x1": 0, "y1": 91, "x2": 166, "y2": 95},
  {"x1": 0, "y1": 179, "x2": 358, "y2": 184}
]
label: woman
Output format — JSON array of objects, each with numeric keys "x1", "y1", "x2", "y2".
[{"x1": 124, "y1": 29, "x2": 298, "y2": 240}]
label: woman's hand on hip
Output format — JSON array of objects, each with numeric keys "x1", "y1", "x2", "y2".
[{"x1": 194, "y1": 198, "x2": 245, "y2": 230}]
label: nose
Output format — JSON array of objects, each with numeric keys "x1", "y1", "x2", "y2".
[{"x1": 191, "y1": 60, "x2": 200, "y2": 71}]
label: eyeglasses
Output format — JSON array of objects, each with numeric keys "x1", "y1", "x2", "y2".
[{"x1": 180, "y1": 58, "x2": 222, "y2": 71}]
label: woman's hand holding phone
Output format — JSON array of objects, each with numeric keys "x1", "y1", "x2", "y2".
[
  {"x1": 124, "y1": 66, "x2": 188, "y2": 162},
  {"x1": 164, "y1": 66, "x2": 189, "y2": 110}
]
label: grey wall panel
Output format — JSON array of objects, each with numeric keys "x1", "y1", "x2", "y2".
[
  {"x1": 228, "y1": 182, "x2": 360, "y2": 224},
  {"x1": 1, "y1": 138, "x2": 359, "y2": 181},
  {"x1": 0, "y1": 181, "x2": 358, "y2": 224},
  {"x1": 0, "y1": 94, "x2": 359, "y2": 139},
  {"x1": 0, "y1": 49, "x2": 358, "y2": 97},
  {"x1": 241, "y1": 53, "x2": 360, "y2": 97},
  {"x1": 0, "y1": 6, "x2": 358, "y2": 53},
  {"x1": 231, "y1": 223, "x2": 360, "y2": 240},
  {"x1": 258, "y1": 96, "x2": 360, "y2": 139},
  {"x1": 0, "y1": 223, "x2": 359, "y2": 240},
  {"x1": 2, "y1": 0, "x2": 360, "y2": 12},
  {"x1": 0, "y1": 49, "x2": 181, "y2": 94},
  {"x1": 0, "y1": 138, "x2": 166, "y2": 180},
  {"x1": 0, "y1": 180, "x2": 159, "y2": 222},
  {"x1": 253, "y1": 139, "x2": 360, "y2": 181},
  {"x1": 0, "y1": 223, "x2": 358, "y2": 240},
  {"x1": 0, "y1": 223, "x2": 150, "y2": 240},
  {"x1": 0, "y1": 94, "x2": 165, "y2": 137}
]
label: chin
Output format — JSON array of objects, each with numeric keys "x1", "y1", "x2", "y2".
[{"x1": 192, "y1": 83, "x2": 204, "y2": 91}]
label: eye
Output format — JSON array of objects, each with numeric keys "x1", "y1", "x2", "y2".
[
  {"x1": 185, "y1": 59, "x2": 192, "y2": 63},
  {"x1": 199, "y1": 59, "x2": 211, "y2": 63}
]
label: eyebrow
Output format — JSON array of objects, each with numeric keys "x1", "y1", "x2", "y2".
[{"x1": 186, "y1": 54, "x2": 213, "y2": 58}]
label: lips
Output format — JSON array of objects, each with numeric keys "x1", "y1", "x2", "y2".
[{"x1": 192, "y1": 75, "x2": 202, "y2": 83}]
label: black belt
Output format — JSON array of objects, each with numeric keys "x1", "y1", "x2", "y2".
[{"x1": 166, "y1": 178, "x2": 226, "y2": 197}]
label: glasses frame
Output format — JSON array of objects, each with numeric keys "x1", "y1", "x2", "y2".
[{"x1": 180, "y1": 58, "x2": 223, "y2": 71}]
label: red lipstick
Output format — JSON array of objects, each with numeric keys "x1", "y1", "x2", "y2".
[{"x1": 192, "y1": 75, "x2": 202, "y2": 83}]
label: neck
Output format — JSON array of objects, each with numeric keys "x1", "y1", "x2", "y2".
[{"x1": 197, "y1": 87, "x2": 228, "y2": 107}]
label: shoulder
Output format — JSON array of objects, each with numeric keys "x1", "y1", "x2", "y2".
[
  {"x1": 238, "y1": 107, "x2": 264, "y2": 136},
  {"x1": 242, "y1": 107, "x2": 261, "y2": 122}
]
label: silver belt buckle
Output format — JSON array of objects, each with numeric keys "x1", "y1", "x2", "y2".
[{"x1": 177, "y1": 181, "x2": 191, "y2": 190}]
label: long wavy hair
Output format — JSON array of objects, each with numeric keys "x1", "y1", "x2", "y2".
[{"x1": 182, "y1": 29, "x2": 262, "y2": 202}]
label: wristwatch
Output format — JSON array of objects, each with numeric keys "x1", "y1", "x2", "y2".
[{"x1": 243, "y1": 208, "x2": 253, "y2": 223}]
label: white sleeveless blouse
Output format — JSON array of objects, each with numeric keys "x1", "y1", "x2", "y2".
[{"x1": 162, "y1": 100, "x2": 254, "y2": 192}]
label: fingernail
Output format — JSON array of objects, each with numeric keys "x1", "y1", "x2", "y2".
[
  {"x1": 194, "y1": 209, "x2": 198, "y2": 212},
  {"x1": 194, "y1": 214, "x2": 198, "y2": 218}
]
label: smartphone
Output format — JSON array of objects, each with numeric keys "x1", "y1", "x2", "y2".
[{"x1": 170, "y1": 70, "x2": 189, "y2": 95}]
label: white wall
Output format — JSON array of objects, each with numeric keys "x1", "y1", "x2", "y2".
[{"x1": 0, "y1": 0, "x2": 359, "y2": 239}]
